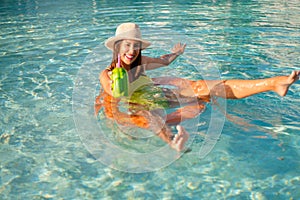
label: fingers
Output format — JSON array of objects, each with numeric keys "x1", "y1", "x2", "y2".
[
  {"x1": 172, "y1": 42, "x2": 186, "y2": 55},
  {"x1": 107, "y1": 71, "x2": 113, "y2": 85},
  {"x1": 175, "y1": 42, "x2": 186, "y2": 48},
  {"x1": 181, "y1": 43, "x2": 186, "y2": 49}
]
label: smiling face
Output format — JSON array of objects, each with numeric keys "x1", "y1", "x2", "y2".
[{"x1": 118, "y1": 40, "x2": 141, "y2": 65}]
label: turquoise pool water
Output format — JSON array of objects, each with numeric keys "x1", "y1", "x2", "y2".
[{"x1": 1, "y1": 0, "x2": 300, "y2": 199}]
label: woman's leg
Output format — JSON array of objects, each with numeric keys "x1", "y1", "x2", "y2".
[
  {"x1": 136, "y1": 110, "x2": 189, "y2": 152},
  {"x1": 97, "y1": 93, "x2": 189, "y2": 151},
  {"x1": 156, "y1": 87, "x2": 207, "y2": 125},
  {"x1": 165, "y1": 102, "x2": 206, "y2": 125},
  {"x1": 153, "y1": 70, "x2": 300, "y2": 99},
  {"x1": 194, "y1": 70, "x2": 299, "y2": 99}
]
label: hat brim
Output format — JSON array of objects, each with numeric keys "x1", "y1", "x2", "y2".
[{"x1": 105, "y1": 36, "x2": 151, "y2": 51}]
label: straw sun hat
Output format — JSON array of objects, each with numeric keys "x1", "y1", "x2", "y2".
[{"x1": 105, "y1": 23, "x2": 151, "y2": 51}]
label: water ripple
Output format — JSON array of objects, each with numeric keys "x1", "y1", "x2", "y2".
[{"x1": 1, "y1": 0, "x2": 300, "y2": 199}]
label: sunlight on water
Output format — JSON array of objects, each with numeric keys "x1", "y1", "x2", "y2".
[{"x1": 0, "y1": 0, "x2": 300, "y2": 199}]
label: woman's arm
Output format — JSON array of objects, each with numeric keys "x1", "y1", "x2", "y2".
[
  {"x1": 143, "y1": 43, "x2": 186, "y2": 70},
  {"x1": 99, "y1": 69, "x2": 113, "y2": 96}
]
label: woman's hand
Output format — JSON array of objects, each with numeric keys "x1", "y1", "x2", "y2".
[
  {"x1": 100, "y1": 69, "x2": 114, "y2": 95},
  {"x1": 144, "y1": 43, "x2": 186, "y2": 70},
  {"x1": 171, "y1": 43, "x2": 186, "y2": 55}
]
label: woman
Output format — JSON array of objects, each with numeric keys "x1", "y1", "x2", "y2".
[
  {"x1": 98, "y1": 23, "x2": 199, "y2": 152},
  {"x1": 96, "y1": 22, "x2": 299, "y2": 152}
]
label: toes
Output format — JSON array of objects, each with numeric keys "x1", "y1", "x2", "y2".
[
  {"x1": 177, "y1": 137, "x2": 184, "y2": 151},
  {"x1": 176, "y1": 125, "x2": 184, "y2": 135},
  {"x1": 173, "y1": 134, "x2": 179, "y2": 143}
]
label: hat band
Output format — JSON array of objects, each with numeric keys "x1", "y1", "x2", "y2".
[{"x1": 115, "y1": 29, "x2": 142, "y2": 39}]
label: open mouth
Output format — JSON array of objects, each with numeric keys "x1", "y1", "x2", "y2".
[{"x1": 125, "y1": 54, "x2": 135, "y2": 60}]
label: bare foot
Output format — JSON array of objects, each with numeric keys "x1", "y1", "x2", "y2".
[
  {"x1": 275, "y1": 70, "x2": 300, "y2": 96},
  {"x1": 170, "y1": 125, "x2": 189, "y2": 152}
]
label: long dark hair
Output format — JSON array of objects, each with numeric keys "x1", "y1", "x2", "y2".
[{"x1": 107, "y1": 40, "x2": 145, "y2": 82}]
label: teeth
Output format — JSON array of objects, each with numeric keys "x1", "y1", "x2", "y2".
[{"x1": 126, "y1": 55, "x2": 134, "y2": 59}]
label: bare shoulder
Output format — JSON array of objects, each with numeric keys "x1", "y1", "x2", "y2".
[
  {"x1": 99, "y1": 68, "x2": 111, "y2": 81},
  {"x1": 99, "y1": 69, "x2": 107, "y2": 78}
]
